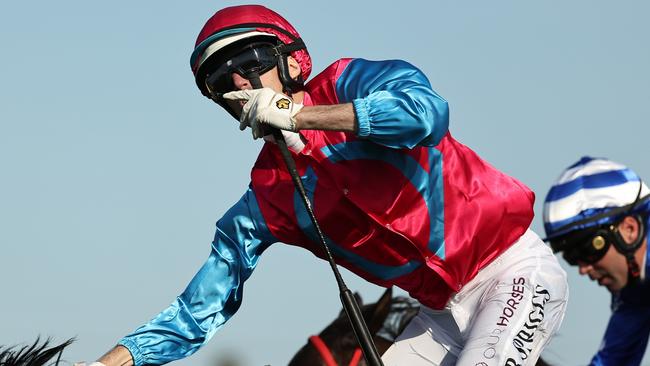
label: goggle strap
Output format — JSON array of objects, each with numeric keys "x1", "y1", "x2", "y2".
[{"x1": 274, "y1": 38, "x2": 306, "y2": 55}]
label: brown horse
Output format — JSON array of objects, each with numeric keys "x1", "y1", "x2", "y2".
[
  {"x1": 288, "y1": 288, "x2": 553, "y2": 366},
  {"x1": 289, "y1": 288, "x2": 416, "y2": 366}
]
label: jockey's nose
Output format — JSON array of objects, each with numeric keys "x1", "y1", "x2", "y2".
[
  {"x1": 232, "y1": 73, "x2": 252, "y2": 91},
  {"x1": 578, "y1": 262, "x2": 593, "y2": 276}
]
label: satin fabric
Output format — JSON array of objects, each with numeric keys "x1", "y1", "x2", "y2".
[
  {"x1": 119, "y1": 58, "x2": 534, "y2": 365},
  {"x1": 120, "y1": 189, "x2": 275, "y2": 365},
  {"x1": 251, "y1": 58, "x2": 533, "y2": 307},
  {"x1": 190, "y1": 5, "x2": 312, "y2": 80}
]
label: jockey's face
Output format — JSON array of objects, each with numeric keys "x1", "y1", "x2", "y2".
[
  {"x1": 224, "y1": 67, "x2": 285, "y2": 114},
  {"x1": 225, "y1": 56, "x2": 303, "y2": 113},
  {"x1": 231, "y1": 66, "x2": 284, "y2": 91},
  {"x1": 576, "y1": 216, "x2": 646, "y2": 292},
  {"x1": 576, "y1": 244, "x2": 628, "y2": 291}
]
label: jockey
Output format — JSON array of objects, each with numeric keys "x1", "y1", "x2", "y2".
[
  {"x1": 86, "y1": 5, "x2": 568, "y2": 366},
  {"x1": 543, "y1": 156, "x2": 650, "y2": 366}
]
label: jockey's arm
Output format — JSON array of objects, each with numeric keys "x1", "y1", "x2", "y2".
[
  {"x1": 301, "y1": 58, "x2": 449, "y2": 149},
  {"x1": 232, "y1": 59, "x2": 447, "y2": 148},
  {"x1": 98, "y1": 345, "x2": 134, "y2": 366},
  {"x1": 295, "y1": 103, "x2": 357, "y2": 132},
  {"x1": 108, "y1": 189, "x2": 273, "y2": 366}
]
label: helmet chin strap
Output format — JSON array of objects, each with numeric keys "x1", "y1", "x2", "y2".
[
  {"x1": 611, "y1": 215, "x2": 646, "y2": 286},
  {"x1": 245, "y1": 71, "x2": 276, "y2": 137},
  {"x1": 245, "y1": 71, "x2": 263, "y2": 90},
  {"x1": 276, "y1": 54, "x2": 303, "y2": 93},
  {"x1": 625, "y1": 251, "x2": 641, "y2": 286},
  {"x1": 244, "y1": 69, "x2": 297, "y2": 136}
]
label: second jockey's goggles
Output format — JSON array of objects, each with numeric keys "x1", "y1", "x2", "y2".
[
  {"x1": 550, "y1": 225, "x2": 612, "y2": 265},
  {"x1": 204, "y1": 45, "x2": 278, "y2": 96}
]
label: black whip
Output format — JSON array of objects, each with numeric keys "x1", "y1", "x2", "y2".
[
  {"x1": 271, "y1": 129, "x2": 383, "y2": 366},
  {"x1": 248, "y1": 76, "x2": 383, "y2": 366}
]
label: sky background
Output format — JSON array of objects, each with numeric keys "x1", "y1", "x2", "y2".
[{"x1": 1, "y1": 1, "x2": 649, "y2": 365}]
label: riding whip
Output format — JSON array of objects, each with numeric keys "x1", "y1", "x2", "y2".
[{"x1": 248, "y1": 77, "x2": 384, "y2": 366}]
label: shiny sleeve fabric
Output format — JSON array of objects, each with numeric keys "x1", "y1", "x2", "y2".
[
  {"x1": 588, "y1": 301, "x2": 650, "y2": 366},
  {"x1": 335, "y1": 58, "x2": 449, "y2": 149},
  {"x1": 118, "y1": 188, "x2": 275, "y2": 366}
]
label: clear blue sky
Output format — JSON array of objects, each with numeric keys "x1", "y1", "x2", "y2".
[{"x1": 1, "y1": 1, "x2": 649, "y2": 365}]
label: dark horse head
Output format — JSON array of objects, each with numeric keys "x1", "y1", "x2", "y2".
[
  {"x1": 0, "y1": 337, "x2": 74, "y2": 366},
  {"x1": 288, "y1": 288, "x2": 554, "y2": 366},
  {"x1": 288, "y1": 288, "x2": 418, "y2": 366}
]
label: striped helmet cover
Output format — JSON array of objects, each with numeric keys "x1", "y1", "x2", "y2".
[{"x1": 543, "y1": 156, "x2": 650, "y2": 239}]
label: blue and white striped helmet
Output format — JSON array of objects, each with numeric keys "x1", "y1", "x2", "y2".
[{"x1": 543, "y1": 156, "x2": 650, "y2": 240}]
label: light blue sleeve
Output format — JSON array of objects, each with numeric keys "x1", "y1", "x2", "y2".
[
  {"x1": 588, "y1": 302, "x2": 650, "y2": 366},
  {"x1": 336, "y1": 58, "x2": 449, "y2": 149},
  {"x1": 118, "y1": 187, "x2": 276, "y2": 365}
]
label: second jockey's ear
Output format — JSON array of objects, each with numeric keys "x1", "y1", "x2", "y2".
[
  {"x1": 618, "y1": 215, "x2": 642, "y2": 246},
  {"x1": 287, "y1": 56, "x2": 302, "y2": 80}
]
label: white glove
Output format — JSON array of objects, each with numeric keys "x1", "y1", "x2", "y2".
[
  {"x1": 223, "y1": 88, "x2": 303, "y2": 139},
  {"x1": 73, "y1": 362, "x2": 106, "y2": 366},
  {"x1": 263, "y1": 130, "x2": 306, "y2": 153}
]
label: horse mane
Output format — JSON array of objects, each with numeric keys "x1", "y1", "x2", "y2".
[{"x1": 0, "y1": 337, "x2": 74, "y2": 366}]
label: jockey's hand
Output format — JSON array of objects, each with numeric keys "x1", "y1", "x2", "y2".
[
  {"x1": 223, "y1": 88, "x2": 303, "y2": 139},
  {"x1": 73, "y1": 362, "x2": 106, "y2": 366},
  {"x1": 263, "y1": 130, "x2": 306, "y2": 153}
]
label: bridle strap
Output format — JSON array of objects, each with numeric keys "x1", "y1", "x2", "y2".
[
  {"x1": 309, "y1": 335, "x2": 364, "y2": 366},
  {"x1": 309, "y1": 336, "x2": 338, "y2": 366},
  {"x1": 349, "y1": 348, "x2": 363, "y2": 366}
]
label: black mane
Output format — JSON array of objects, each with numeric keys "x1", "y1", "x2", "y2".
[{"x1": 0, "y1": 337, "x2": 74, "y2": 366}]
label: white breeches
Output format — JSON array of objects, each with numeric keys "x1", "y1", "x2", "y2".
[{"x1": 382, "y1": 230, "x2": 569, "y2": 366}]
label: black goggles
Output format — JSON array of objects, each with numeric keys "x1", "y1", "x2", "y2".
[
  {"x1": 549, "y1": 225, "x2": 613, "y2": 265},
  {"x1": 204, "y1": 46, "x2": 278, "y2": 97}
]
